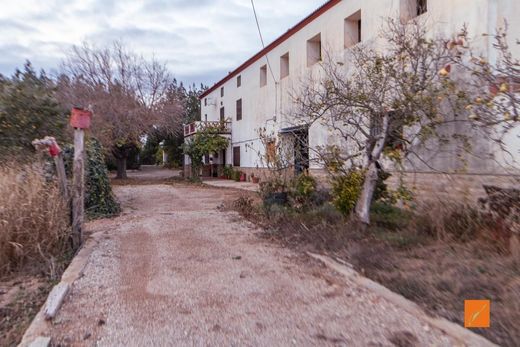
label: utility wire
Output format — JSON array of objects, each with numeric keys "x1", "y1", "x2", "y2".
[
  {"x1": 251, "y1": 0, "x2": 280, "y2": 120},
  {"x1": 250, "y1": 0, "x2": 277, "y2": 83}
]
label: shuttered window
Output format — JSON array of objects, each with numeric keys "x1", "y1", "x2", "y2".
[{"x1": 236, "y1": 99, "x2": 242, "y2": 121}]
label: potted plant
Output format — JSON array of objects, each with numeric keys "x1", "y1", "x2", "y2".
[
  {"x1": 240, "y1": 172, "x2": 247, "y2": 182},
  {"x1": 223, "y1": 165, "x2": 233, "y2": 179},
  {"x1": 251, "y1": 173, "x2": 260, "y2": 184}
]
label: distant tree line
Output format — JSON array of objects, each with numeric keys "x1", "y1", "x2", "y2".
[{"x1": 0, "y1": 42, "x2": 203, "y2": 178}]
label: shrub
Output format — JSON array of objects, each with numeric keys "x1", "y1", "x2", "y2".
[
  {"x1": 63, "y1": 138, "x2": 120, "y2": 219},
  {"x1": 223, "y1": 165, "x2": 234, "y2": 179},
  {"x1": 232, "y1": 196, "x2": 255, "y2": 217},
  {"x1": 85, "y1": 139, "x2": 121, "y2": 218},
  {"x1": 259, "y1": 176, "x2": 287, "y2": 202},
  {"x1": 331, "y1": 170, "x2": 365, "y2": 216},
  {"x1": 412, "y1": 201, "x2": 489, "y2": 242},
  {"x1": 371, "y1": 202, "x2": 412, "y2": 231},
  {"x1": 235, "y1": 170, "x2": 243, "y2": 182},
  {"x1": 331, "y1": 169, "x2": 392, "y2": 216},
  {"x1": 0, "y1": 163, "x2": 70, "y2": 277},
  {"x1": 289, "y1": 173, "x2": 318, "y2": 210}
]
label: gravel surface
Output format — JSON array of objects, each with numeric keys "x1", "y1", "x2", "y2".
[{"x1": 48, "y1": 177, "x2": 460, "y2": 346}]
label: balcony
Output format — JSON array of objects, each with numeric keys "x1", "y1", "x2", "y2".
[{"x1": 183, "y1": 121, "x2": 232, "y2": 137}]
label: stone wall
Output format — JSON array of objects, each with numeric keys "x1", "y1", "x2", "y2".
[{"x1": 386, "y1": 171, "x2": 519, "y2": 203}]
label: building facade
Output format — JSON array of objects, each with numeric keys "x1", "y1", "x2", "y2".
[{"x1": 185, "y1": 0, "x2": 520, "y2": 198}]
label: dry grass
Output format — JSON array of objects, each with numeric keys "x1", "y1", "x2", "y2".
[
  {"x1": 231, "y1": 197, "x2": 520, "y2": 346},
  {"x1": 0, "y1": 163, "x2": 71, "y2": 278}
]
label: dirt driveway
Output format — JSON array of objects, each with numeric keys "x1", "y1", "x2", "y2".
[{"x1": 46, "y1": 171, "x2": 461, "y2": 346}]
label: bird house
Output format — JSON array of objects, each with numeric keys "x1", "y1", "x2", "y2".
[{"x1": 70, "y1": 107, "x2": 92, "y2": 129}]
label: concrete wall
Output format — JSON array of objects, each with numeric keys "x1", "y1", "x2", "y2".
[{"x1": 194, "y1": 0, "x2": 519, "y2": 192}]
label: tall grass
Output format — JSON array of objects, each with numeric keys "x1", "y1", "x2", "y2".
[{"x1": 0, "y1": 163, "x2": 70, "y2": 278}]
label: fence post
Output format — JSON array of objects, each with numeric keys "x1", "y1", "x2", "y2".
[
  {"x1": 70, "y1": 107, "x2": 92, "y2": 250},
  {"x1": 71, "y1": 128, "x2": 85, "y2": 250}
]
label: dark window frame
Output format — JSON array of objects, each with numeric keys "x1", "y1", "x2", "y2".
[
  {"x1": 260, "y1": 65, "x2": 267, "y2": 87},
  {"x1": 233, "y1": 146, "x2": 241, "y2": 167},
  {"x1": 357, "y1": 19, "x2": 362, "y2": 43},
  {"x1": 236, "y1": 99, "x2": 242, "y2": 121},
  {"x1": 417, "y1": 0, "x2": 427, "y2": 16}
]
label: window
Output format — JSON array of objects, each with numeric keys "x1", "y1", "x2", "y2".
[
  {"x1": 204, "y1": 114, "x2": 207, "y2": 122},
  {"x1": 260, "y1": 65, "x2": 267, "y2": 87},
  {"x1": 401, "y1": 0, "x2": 427, "y2": 21},
  {"x1": 344, "y1": 10, "x2": 362, "y2": 48},
  {"x1": 204, "y1": 98, "x2": 207, "y2": 106},
  {"x1": 233, "y1": 146, "x2": 241, "y2": 167},
  {"x1": 417, "y1": 0, "x2": 427, "y2": 16},
  {"x1": 280, "y1": 53, "x2": 290, "y2": 79},
  {"x1": 220, "y1": 107, "x2": 225, "y2": 121},
  {"x1": 237, "y1": 75, "x2": 242, "y2": 87},
  {"x1": 307, "y1": 33, "x2": 322, "y2": 67},
  {"x1": 370, "y1": 113, "x2": 404, "y2": 150},
  {"x1": 221, "y1": 87, "x2": 224, "y2": 97},
  {"x1": 236, "y1": 99, "x2": 242, "y2": 121}
]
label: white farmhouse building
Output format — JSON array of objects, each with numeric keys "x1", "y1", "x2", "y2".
[{"x1": 184, "y1": 0, "x2": 519, "y2": 198}]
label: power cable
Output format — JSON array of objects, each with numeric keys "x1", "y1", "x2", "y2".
[{"x1": 250, "y1": 0, "x2": 277, "y2": 83}]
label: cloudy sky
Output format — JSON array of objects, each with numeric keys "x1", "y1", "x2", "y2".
[{"x1": 0, "y1": 0, "x2": 324, "y2": 86}]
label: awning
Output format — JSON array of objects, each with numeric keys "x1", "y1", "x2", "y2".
[{"x1": 279, "y1": 125, "x2": 309, "y2": 134}]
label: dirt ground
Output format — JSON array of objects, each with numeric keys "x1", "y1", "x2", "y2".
[
  {"x1": 0, "y1": 276, "x2": 53, "y2": 347},
  {"x1": 44, "y1": 168, "x2": 464, "y2": 346}
]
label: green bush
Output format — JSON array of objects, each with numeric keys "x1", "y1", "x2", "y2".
[
  {"x1": 331, "y1": 169, "x2": 392, "y2": 216},
  {"x1": 63, "y1": 138, "x2": 120, "y2": 219},
  {"x1": 223, "y1": 165, "x2": 234, "y2": 179},
  {"x1": 289, "y1": 173, "x2": 318, "y2": 210},
  {"x1": 233, "y1": 170, "x2": 242, "y2": 182},
  {"x1": 370, "y1": 202, "x2": 412, "y2": 231},
  {"x1": 85, "y1": 139, "x2": 121, "y2": 218},
  {"x1": 331, "y1": 170, "x2": 365, "y2": 216}
]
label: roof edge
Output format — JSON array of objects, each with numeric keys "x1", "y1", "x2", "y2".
[{"x1": 199, "y1": 0, "x2": 342, "y2": 99}]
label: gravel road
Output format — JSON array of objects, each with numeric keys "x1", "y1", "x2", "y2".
[{"x1": 48, "y1": 173, "x2": 460, "y2": 346}]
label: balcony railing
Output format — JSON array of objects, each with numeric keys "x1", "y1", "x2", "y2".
[{"x1": 183, "y1": 121, "x2": 232, "y2": 137}]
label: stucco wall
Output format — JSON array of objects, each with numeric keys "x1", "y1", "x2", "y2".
[{"x1": 194, "y1": 0, "x2": 519, "y2": 185}]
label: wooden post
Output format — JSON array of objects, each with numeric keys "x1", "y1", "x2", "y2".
[
  {"x1": 31, "y1": 136, "x2": 68, "y2": 202},
  {"x1": 71, "y1": 128, "x2": 85, "y2": 250},
  {"x1": 54, "y1": 153, "x2": 69, "y2": 202}
]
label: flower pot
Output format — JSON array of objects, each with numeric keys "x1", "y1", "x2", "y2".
[
  {"x1": 252, "y1": 177, "x2": 260, "y2": 184},
  {"x1": 240, "y1": 173, "x2": 247, "y2": 182}
]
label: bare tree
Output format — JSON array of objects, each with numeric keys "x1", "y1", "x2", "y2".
[
  {"x1": 57, "y1": 41, "x2": 182, "y2": 178},
  {"x1": 453, "y1": 24, "x2": 520, "y2": 157},
  {"x1": 291, "y1": 18, "x2": 491, "y2": 225}
]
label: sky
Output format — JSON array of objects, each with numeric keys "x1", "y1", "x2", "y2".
[{"x1": 0, "y1": 0, "x2": 325, "y2": 87}]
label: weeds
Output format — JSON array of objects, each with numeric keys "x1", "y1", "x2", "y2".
[
  {"x1": 230, "y1": 192, "x2": 520, "y2": 345},
  {"x1": 0, "y1": 163, "x2": 71, "y2": 278}
]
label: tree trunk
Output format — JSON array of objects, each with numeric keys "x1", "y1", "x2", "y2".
[
  {"x1": 355, "y1": 161, "x2": 379, "y2": 224},
  {"x1": 191, "y1": 162, "x2": 201, "y2": 182},
  {"x1": 511, "y1": 232, "x2": 520, "y2": 265},
  {"x1": 116, "y1": 157, "x2": 128, "y2": 179},
  {"x1": 355, "y1": 113, "x2": 389, "y2": 225}
]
